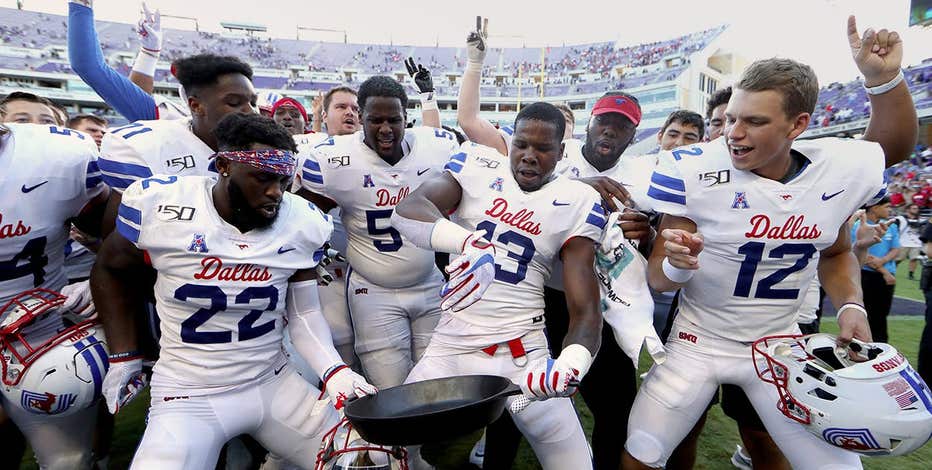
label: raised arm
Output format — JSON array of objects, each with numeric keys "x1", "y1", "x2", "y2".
[
  {"x1": 128, "y1": 2, "x2": 163, "y2": 95},
  {"x1": 456, "y1": 17, "x2": 508, "y2": 155},
  {"x1": 848, "y1": 15, "x2": 917, "y2": 167},
  {"x1": 68, "y1": 1, "x2": 157, "y2": 122}
]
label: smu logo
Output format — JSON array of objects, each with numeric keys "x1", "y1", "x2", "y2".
[
  {"x1": 21, "y1": 390, "x2": 76, "y2": 415},
  {"x1": 678, "y1": 332, "x2": 698, "y2": 344}
]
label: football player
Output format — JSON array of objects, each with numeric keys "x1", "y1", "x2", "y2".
[
  {"x1": 296, "y1": 76, "x2": 459, "y2": 391},
  {"x1": 0, "y1": 119, "x2": 108, "y2": 469},
  {"x1": 271, "y1": 97, "x2": 309, "y2": 136},
  {"x1": 392, "y1": 102, "x2": 604, "y2": 469},
  {"x1": 624, "y1": 17, "x2": 918, "y2": 469},
  {"x1": 92, "y1": 113, "x2": 374, "y2": 469},
  {"x1": 98, "y1": 53, "x2": 257, "y2": 235}
]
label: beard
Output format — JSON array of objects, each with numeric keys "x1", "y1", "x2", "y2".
[{"x1": 227, "y1": 178, "x2": 277, "y2": 230}]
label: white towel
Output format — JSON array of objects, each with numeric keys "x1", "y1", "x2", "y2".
[{"x1": 596, "y1": 211, "x2": 666, "y2": 368}]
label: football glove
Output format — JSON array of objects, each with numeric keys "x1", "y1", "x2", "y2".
[
  {"x1": 404, "y1": 57, "x2": 434, "y2": 93},
  {"x1": 136, "y1": 2, "x2": 162, "y2": 53},
  {"x1": 440, "y1": 231, "x2": 496, "y2": 312},
  {"x1": 466, "y1": 16, "x2": 488, "y2": 66},
  {"x1": 321, "y1": 365, "x2": 377, "y2": 410},
  {"x1": 102, "y1": 356, "x2": 147, "y2": 414},
  {"x1": 59, "y1": 280, "x2": 95, "y2": 319},
  {"x1": 520, "y1": 344, "x2": 592, "y2": 400}
]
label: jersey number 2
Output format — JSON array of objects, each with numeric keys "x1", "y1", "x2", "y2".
[
  {"x1": 733, "y1": 242, "x2": 816, "y2": 299},
  {"x1": 175, "y1": 284, "x2": 278, "y2": 344}
]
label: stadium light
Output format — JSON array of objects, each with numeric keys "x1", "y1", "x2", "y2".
[
  {"x1": 297, "y1": 26, "x2": 348, "y2": 44},
  {"x1": 161, "y1": 14, "x2": 199, "y2": 32}
]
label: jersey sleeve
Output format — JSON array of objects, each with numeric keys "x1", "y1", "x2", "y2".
[
  {"x1": 98, "y1": 128, "x2": 154, "y2": 193},
  {"x1": 295, "y1": 200, "x2": 335, "y2": 270},
  {"x1": 565, "y1": 185, "x2": 607, "y2": 244},
  {"x1": 645, "y1": 150, "x2": 687, "y2": 216},
  {"x1": 115, "y1": 180, "x2": 150, "y2": 249},
  {"x1": 443, "y1": 142, "x2": 474, "y2": 184},
  {"x1": 298, "y1": 141, "x2": 332, "y2": 199},
  {"x1": 498, "y1": 126, "x2": 514, "y2": 155}
]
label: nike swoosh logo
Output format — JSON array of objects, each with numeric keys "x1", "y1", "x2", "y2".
[
  {"x1": 821, "y1": 190, "x2": 845, "y2": 201},
  {"x1": 278, "y1": 246, "x2": 296, "y2": 254},
  {"x1": 417, "y1": 168, "x2": 430, "y2": 176},
  {"x1": 552, "y1": 200, "x2": 570, "y2": 206},
  {"x1": 21, "y1": 181, "x2": 48, "y2": 193},
  {"x1": 274, "y1": 364, "x2": 286, "y2": 375}
]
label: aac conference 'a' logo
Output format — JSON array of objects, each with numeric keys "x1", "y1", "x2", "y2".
[{"x1": 187, "y1": 233, "x2": 209, "y2": 253}]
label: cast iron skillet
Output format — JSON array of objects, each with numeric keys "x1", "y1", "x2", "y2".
[{"x1": 343, "y1": 375, "x2": 527, "y2": 446}]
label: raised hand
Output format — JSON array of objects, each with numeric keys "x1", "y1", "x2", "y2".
[
  {"x1": 466, "y1": 16, "x2": 489, "y2": 65},
  {"x1": 847, "y1": 15, "x2": 903, "y2": 87},
  {"x1": 405, "y1": 57, "x2": 434, "y2": 93},
  {"x1": 137, "y1": 2, "x2": 162, "y2": 54}
]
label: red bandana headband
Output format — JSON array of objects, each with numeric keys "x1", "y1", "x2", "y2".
[{"x1": 215, "y1": 149, "x2": 296, "y2": 176}]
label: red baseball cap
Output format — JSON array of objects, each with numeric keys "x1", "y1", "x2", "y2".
[
  {"x1": 270, "y1": 97, "x2": 308, "y2": 123},
  {"x1": 591, "y1": 95, "x2": 641, "y2": 126}
]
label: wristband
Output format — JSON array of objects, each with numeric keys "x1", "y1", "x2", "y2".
[
  {"x1": 838, "y1": 303, "x2": 868, "y2": 320},
  {"x1": 557, "y1": 344, "x2": 594, "y2": 380},
  {"x1": 662, "y1": 258, "x2": 694, "y2": 283},
  {"x1": 419, "y1": 91, "x2": 438, "y2": 112},
  {"x1": 465, "y1": 61, "x2": 483, "y2": 74},
  {"x1": 132, "y1": 49, "x2": 159, "y2": 77},
  {"x1": 322, "y1": 364, "x2": 348, "y2": 383},
  {"x1": 864, "y1": 70, "x2": 904, "y2": 95},
  {"x1": 108, "y1": 350, "x2": 142, "y2": 362},
  {"x1": 429, "y1": 218, "x2": 474, "y2": 254}
]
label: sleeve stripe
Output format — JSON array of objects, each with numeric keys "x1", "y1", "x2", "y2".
[
  {"x1": 118, "y1": 203, "x2": 142, "y2": 224},
  {"x1": 101, "y1": 174, "x2": 137, "y2": 191},
  {"x1": 302, "y1": 170, "x2": 324, "y2": 184},
  {"x1": 304, "y1": 158, "x2": 321, "y2": 171},
  {"x1": 116, "y1": 218, "x2": 140, "y2": 243},
  {"x1": 586, "y1": 213, "x2": 607, "y2": 229},
  {"x1": 450, "y1": 152, "x2": 468, "y2": 163},
  {"x1": 650, "y1": 172, "x2": 685, "y2": 192},
  {"x1": 444, "y1": 161, "x2": 464, "y2": 174},
  {"x1": 86, "y1": 160, "x2": 100, "y2": 174},
  {"x1": 97, "y1": 158, "x2": 153, "y2": 178},
  {"x1": 647, "y1": 186, "x2": 687, "y2": 205},
  {"x1": 85, "y1": 175, "x2": 103, "y2": 188}
]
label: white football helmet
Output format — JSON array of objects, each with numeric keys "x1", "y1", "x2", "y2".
[
  {"x1": 0, "y1": 289, "x2": 109, "y2": 417},
  {"x1": 316, "y1": 417, "x2": 408, "y2": 470},
  {"x1": 753, "y1": 333, "x2": 932, "y2": 456}
]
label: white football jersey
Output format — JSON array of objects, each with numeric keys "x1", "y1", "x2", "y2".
[
  {"x1": 556, "y1": 144, "x2": 655, "y2": 209},
  {"x1": 294, "y1": 132, "x2": 329, "y2": 152},
  {"x1": 299, "y1": 127, "x2": 459, "y2": 288},
  {"x1": 98, "y1": 118, "x2": 215, "y2": 193},
  {"x1": 117, "y1": 176, "x2": 332, "y2": 395},
  {"x1": 442, "y1": 142, "x2": 606, "y2": 335},
  {"x1": 0, "y1": 124, "x2": 104, "y2": 306},
  {"x1": 646, "y1": 138, "x2": 886, "y2": 341}
]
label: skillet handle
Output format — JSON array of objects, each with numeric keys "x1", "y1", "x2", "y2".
[{"x1": 506, "y1": 380, "x2": 580, "y2": 415}]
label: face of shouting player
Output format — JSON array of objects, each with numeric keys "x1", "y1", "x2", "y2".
[
  {"x1": 510, "y1": 119, "x2": 564, "y2": 192},
  {"x1": 324, "y1": 91, "x2": 360, "y2": 135},
  {"x1": 273, "y1": 105, "x2": 306, "y2": 135},
  {"x1": 583, "y1": 112, "x2": 636, "y2": 170},
  {"x1": 362, "y1": 96, "x2": 406, "y2": 163},
  {"x1": 724, "y1": 88, "x2": 809, "y2": 181}
]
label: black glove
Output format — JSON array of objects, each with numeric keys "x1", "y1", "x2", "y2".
[{"x1": 405, "y1": 57, "x2": 434, "y2": 93}]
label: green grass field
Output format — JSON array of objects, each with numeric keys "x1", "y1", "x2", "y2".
[{"x1": 20, "y1": 266, "x2": 932, "y2": 469}]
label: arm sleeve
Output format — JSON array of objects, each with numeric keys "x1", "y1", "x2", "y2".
[
  {"x1": 565, "y1": 189, "x2": 607, "y2": 244},
  {"x1": 68, "y1": 2, "x2": 157, "y2": 122},
  {"x1": 645, "y1": 150, "x2": 687, "y2": 216},
  {"x1": 298, "y1": 146, "x2": 331, "y2": 199},
  {"x1": 114, "y1": 181, "x2": 147, "y2": 249},
  {"x1": 286, "y1": 280, "x2": 344, "y2": 377},
  {"x1": 98, "y1": 131, "x2": 153, "y2": 193}
]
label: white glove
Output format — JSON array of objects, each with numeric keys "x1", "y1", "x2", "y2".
[
  {"x1": 466, "y1": 16, "x2": 488, "y2": 66},
  {"x1": 597, "y1": 212, "x2": 666, "y2": 368},
  {"x1": 321, "y1": 365, "x2": 377, "y2": 410},
  {"x1": 440, "y1": 231, "x2": 496, "y2": 312},
  {"x1": 102, "y1": 356, "x2": 147, "y2": 414},
  {"x1": 520, "y1": 344, "x2": 592, "y2": 400},
  {"x1": 59, "y1": 280, "x2": 95, "y2": 319},
  {"x1": 136, "y1": 2, "x2": 162, "y2": 53}
]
